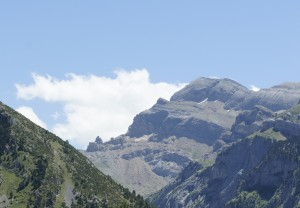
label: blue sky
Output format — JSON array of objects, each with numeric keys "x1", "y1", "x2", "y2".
[{"x1": 0, "y1": 1, "x2": 300, "y2": 148}]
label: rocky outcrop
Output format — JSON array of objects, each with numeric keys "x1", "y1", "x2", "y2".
[
  {"x1": 86, "y1": 136, "x2": 126, "y2": 152},
  {"x1": 95, "y1": 136, "x2": 103, "y2": 144},
  {"x1": 170, "y1": 77, "x2": 250, "y2": 109},
  {"x1": 84, "y1": 77, "x2": 300, "y2": 202},
  {"x1": 127, "y1": 78, "x2": 300, "y2": 145},
  {"x1": 127, "y1": 99, "x2": 238, "y2": 145},
  {"x1": 171, "y1": 77, "x2": 300, "y2": 111},
  {"x1": 263, "y1": 119, "x2": 300, "y2": 138},
  {"x1": 251, "y1": 104, "x2": 300, "y2": 139},
  {"x1": 226, "y1": 105, "x2": 275, "y2": 141},
  {"x1": 86, "y1": 136, "x2": 106, "y2": 152},
  {"x1": 151, "y1": 104, "x2": 300, "y2": 208},
  {"x1": 84, "y1": 136, "x2": 214, "y2": 197},
  {"x1": 237, "y1": 82, "x2": 300, "y2": 111},
  {"x1": 152, "y1": 135, "x2": 300, "y2": 208}
]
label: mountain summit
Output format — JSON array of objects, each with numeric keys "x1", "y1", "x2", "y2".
[
  {"x1": 170, "y1": 77, "x2": 249, "y2": 108},
  {"x1": 84, "y1": 77, "x2": 300, "y2": 198},
  {"x1": 171, "y1": 77, "x2": 300, "y2": 111},
  {"x1": 152, "y1": 104, "x2": 300, "y2": 207}
]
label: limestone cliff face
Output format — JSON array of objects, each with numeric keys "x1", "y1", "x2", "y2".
[
  {"x1": 171, "y1": 78, "x2": 250, "y2": 108},
  {"x1": 126, "y1": 78, "x2": 300, "y2": 145},
  {"x1": 127, "y1": 99, "x2": 237, "y2": 145},
  {"x1": 152, "y1": 135, "x2": 300, "y2": 208},
  {"x1": 170, "y1": 78, "x2": 300, "y2": 111},
  {"x1": 84, "y1": 78, "x2": 300, "y2": 199},
  {"x1": 84, "y1": 135, "x2": 212, "y2": 197},
  {"x1": 227, "y1": 105, "x2": 275, "y2": 141},
  {"x1": 151, "y1": 105, "x2": 300, "y2": 208},
  {"x1": 263, "y1": 120, "x2": 300, "y2": 138},
  {"x1": 237, "y1": 83, "x2": 300, "y2": 111}
]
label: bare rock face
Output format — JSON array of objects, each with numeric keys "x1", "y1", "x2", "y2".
[
  {"x1": 263, "y1": 120, "x2": 300, "y2": 138},
  {"x1": 171, "y1": 77, "x2": 300, "y2": 111},
  {"x1": 237, "y1": 82, "x2": 300, "y2": 111},
  {"x1": 84, "y1": 136, "x2": 213, "y2": 197},
  {"x1": 127, "y1": 99, "x2": 238, "y2": 145},
  {"x1": 170, "y1": 77, "x2": 250, "y2": 109},
  {"x1": 152, "y1": 134, "x2": 300, "y2": 208},
  {"x1": 227, "y1": 105, "x2": 275, "y2": 141},
  {"x1": 151, "y1": 104, "x2": 300, "y2": 208},
  {"x1": 262, "y1": 105, "x2": 300, "y2": 139},
  {"x1": 84, "y1": 77, "x2": 300, "y2": 201},
  {"x1": 86, "y1": 136, "x2": 106, "y2": 152},
  {"x1": 95, "y1": 136, "x2": 103, "y2": 144}
]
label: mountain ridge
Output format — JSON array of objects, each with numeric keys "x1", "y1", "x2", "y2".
[
  {"x1": 152, "y1": 134, "x2": 300, "y2": 207},
  {"x1": 84, "y1": 77, "x2": 300, "y2": 199},
  {"x1": 151, "y1": 104, "x2": 300, "y2": 207},
  {"x1": 0, "y1": 102, "x2": 151, "y2": 208}
]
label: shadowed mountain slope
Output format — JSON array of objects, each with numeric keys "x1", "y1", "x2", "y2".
[
  {"x1": 84, "y1": 77, "x2": 300, "y2": 198},
  {"x1": 151, "y1": 104, "x2": 300, "y2": 208}
]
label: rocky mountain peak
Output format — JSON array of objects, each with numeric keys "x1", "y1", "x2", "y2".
[
  {"x1": 271, "y1": 82, "x2": 300, "y2": 90},
  {"x1": 84, "y1": 77, "x2": 300, "y2": 201},
  {"x1": 170, "y1": 77, "x2": 250, "y2": 106},
  {"x1": 156, "y1": 97, "x2": 169, "y2": 105},
  {"x1": 152, "y1": 105, "x2": 300, "y2": 207},
  {"x1": 95, "y1": 136, "x2": 103, "y2": 144},
  {"x1": 237, "y1": 82, "x2": 300, "y2": 111}
]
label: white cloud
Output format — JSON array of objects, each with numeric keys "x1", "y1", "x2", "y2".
[
  {"x1": 16, "y1": 69, "x2": 185, "y2": 149},
  {"x1": 52, "y1": 112, "x2": 61, "y2": 120},
  {"x1": 249, "y1": 85, "x2": 260, "y2": 92},
  {"x1": 16, "y1": 106, "x2": 48, "y2": 129}
]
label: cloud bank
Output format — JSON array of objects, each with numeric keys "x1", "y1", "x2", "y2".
[
  {"x1": 249, "y1": 85, "x2": 260, "y2": 92},
  {"x1": 16, "y1": 69, "x2": 185, "y2": 148},
  {"x1": 16, "y1": 106, "x2": 48, "y2": 129}
]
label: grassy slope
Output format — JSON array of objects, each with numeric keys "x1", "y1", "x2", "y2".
[{"x1": 0, "y1": 102, "x2": 151, "y2": 208}]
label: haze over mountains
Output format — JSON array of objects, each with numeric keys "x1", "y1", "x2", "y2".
[{"x1": 84, "y1": 77, "x2": 300, "y2": 207}]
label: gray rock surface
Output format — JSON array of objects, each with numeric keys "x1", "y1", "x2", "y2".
[
  {"x1": 227, "y1": 105, "x2": 275, "y2": 141},
  {"x1": 152, "y1": 134, "x2": 300, "y2": 208},
  {"x1": 170, "y1": 77, "x2": 250, "y2": 109},
  {"x1": 0, "y1": 194, "x2": 9, "y2": 208},
  {"x1": 127, "y1": 99, "x2": 238, "y2": 145},
  {"x1": 151, "y1": 105, "x2": 300, "y2": 208},
  {"x1": 171, "y1": 77, "x2": 300, "y2": 111},
  {"x1": 237, "y1": 83, "x2": 300, "y2": 111},
  {"x1": 84, "y1": 77, "x2": 300, "y2": 201},
  {"x1": 263, "y1": 119, "x2": 300, "y2": 138},
  {"x1": 84, "y1": 136, "x2": 214, "y2": 197},
  {"x1": 95, "y1": 136, "x2": 103, "y2": 144}
]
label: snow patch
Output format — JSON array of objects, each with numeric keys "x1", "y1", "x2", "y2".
[{"x1": 198, "y1": 98, "x2": 208, "y2": 104}]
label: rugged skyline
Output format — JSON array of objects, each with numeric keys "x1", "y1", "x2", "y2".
[
  {"x1": 83, "y1": 77, "x2": 300, "y2": 198},
  {"x1": 1, "y1": 1, "x2": 299, "y2": 148},
  {"x1": 6, "y1": 72, "x2": 300, "y2": 149}
]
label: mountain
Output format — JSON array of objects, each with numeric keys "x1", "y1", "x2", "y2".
[
  {"x1": 170, "y1": 77, "x2": 250, "y2": 109},
  {"x1": 0, "y1": 102, "x2": 151, "y2": 208},
  {"x1": 83, "y1": 77, "x2": 300, "y2": 197},
  {"x1": 171, "y1": 78, "x2": 300, "y2": 111},
  {"x1": 151, "y1": 104, "x2": 300, "y2": 207}
]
